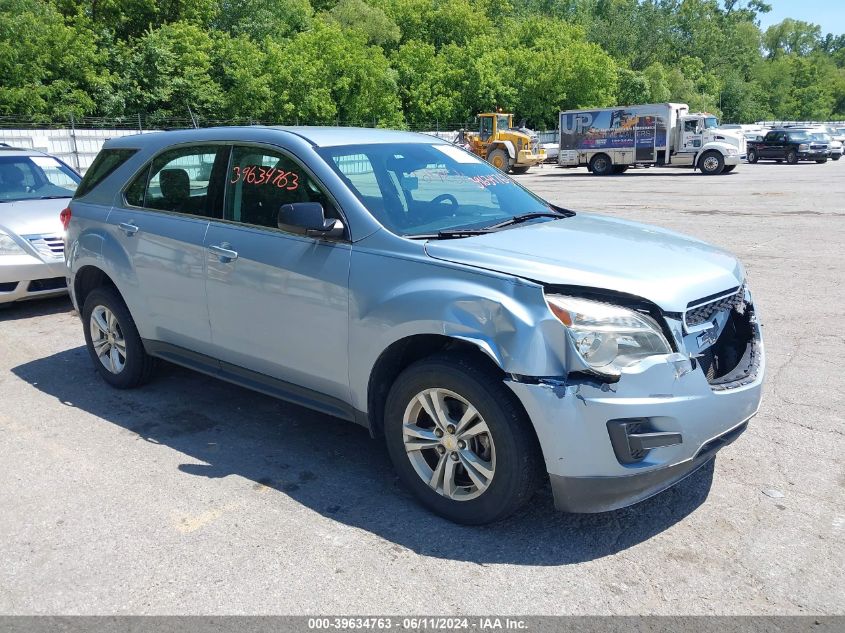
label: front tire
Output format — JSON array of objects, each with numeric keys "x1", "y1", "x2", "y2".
[
  {"x1": 832, "y1": 154, "x2": 841, "y2": 161},
  {"x1": 816, "y1": 158, "x2": 828, "y2": 164},
  {"x1": 699, "y1": 151, "x2": 725, "y2": 175},
  {"x1": 590, "y1": 153, "x2": 613, "y2": 176},
  {"x1": 510, "y1": 165, "x2": 530, "y2": 174},
  {"x1": 487, "y1": 148, "x2": 511, "y2": 173},
  {"x1": 747, "y1": 148, "x2": 759, "y2": 163},
  {"x1": 786, "y1": 150, "x2": 798, "y2": 164},
  {"x1": 82, "y1": 287, "x2": 155, "y2": 388},
  {"x1": 722, "y1": 164, "x2": 736, "y2": 173},
  {"x1": 384, "y1": 354, "x2": 542, "y2": 524}
]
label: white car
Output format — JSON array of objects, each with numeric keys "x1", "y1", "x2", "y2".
[{"x1": 0, "y1": 147, "x2": 81, "y2": 304}]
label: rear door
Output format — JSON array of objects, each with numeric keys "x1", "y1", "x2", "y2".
[
  {"x1": 106, "y1": 144, "x2": 228, "y2": 355},
  {"x1": 203, "y1": 144, "x2": 352, "y2": 404}
]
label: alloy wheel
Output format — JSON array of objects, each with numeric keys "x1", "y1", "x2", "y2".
[
  {"x1": 402, "y1": 388, "x2": 496, "y2": 501},
  {"x1": 89, "y1": 305, "x2": 127, "y2": 374}
]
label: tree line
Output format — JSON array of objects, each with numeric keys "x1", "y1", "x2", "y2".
[{"x1": 1, "y1": 0, "x2": 844, "y2": 130}]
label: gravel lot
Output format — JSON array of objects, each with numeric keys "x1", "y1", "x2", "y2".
[{"x1": 1, "y1": 161, "x2": 843, "y2": 615}]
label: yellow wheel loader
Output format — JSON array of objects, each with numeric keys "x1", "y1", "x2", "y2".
[{"x1": 461, "y1": 113, "x2": 545, "y2": 174}]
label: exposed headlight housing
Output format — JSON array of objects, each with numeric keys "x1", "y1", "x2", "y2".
[
  {"x1": 545, "y1": 295, "x2": 673, "y2": 378},
  {"x1": 0, "y1": 231, "x2": 25, "y2": 256}
]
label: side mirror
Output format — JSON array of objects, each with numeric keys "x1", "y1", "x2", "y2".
[{"x1": 277, "y1": 202, "x2": 344, "y2": 239}]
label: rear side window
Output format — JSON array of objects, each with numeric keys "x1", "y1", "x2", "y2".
[
  {"x1": 125, "y1": 145, "x2": 224, "y2": 217},
  {"x1": 74, "y1": 149, "x2": 137, "y2": 199}
]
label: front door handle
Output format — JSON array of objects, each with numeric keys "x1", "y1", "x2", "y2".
[
  {"x1": 118, "y1": 222, "x2": 139, "y2": 236},
  {"x1": 208, "y1": 243, "x2": 239, "y2": 263}
]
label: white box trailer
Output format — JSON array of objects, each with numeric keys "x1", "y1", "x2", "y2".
[{"x1": 558, "y1": 103, "x2": 746, "y2": 175}]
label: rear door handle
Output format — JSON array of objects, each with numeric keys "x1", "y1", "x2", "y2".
[
  {"x1": 208, "y1": 243, "x2": 238, "y2": 263},
  {"x1": 118, "y1": 222, "x2": 139, "y2": 236}
]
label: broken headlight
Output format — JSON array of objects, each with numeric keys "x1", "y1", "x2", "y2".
[{"x1": 546, "y1": 295, "x2": 672, "y2": 377}]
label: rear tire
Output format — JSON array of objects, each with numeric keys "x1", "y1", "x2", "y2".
[
  {"x1": 786, "y1": 150, "x2": 798, "y2": 164},
  {"x1": 589, "y1": 153, "x2": 613, "y2": 176},
  {"x1": 699, "y1": 151, "x2": 725, "y2": 175},
  {"x1": 82, "y1": 287, "x2": 155, "y2": 389},
  {"x1": 487, "y1": 148, "x2": 511, "y2": 173},
  {"x1": 383, "y1": 354, "x2": 542, "y2": 524},
  {"x1": 747, "y1": 148, "x2": 759, "y2": 163}
]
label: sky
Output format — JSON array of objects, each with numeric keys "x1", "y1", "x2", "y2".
[{"x1": 758, "y1": 0, "x2": 845, "y2": 36}]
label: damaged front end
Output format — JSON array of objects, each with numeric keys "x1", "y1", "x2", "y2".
[{"x1": 505, "y1": 283, "x2": 764, "y2": 513}]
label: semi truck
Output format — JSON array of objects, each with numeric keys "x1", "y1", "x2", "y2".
[{"x1": 558, "y1": 103, "x2": 746, "y2": 175}]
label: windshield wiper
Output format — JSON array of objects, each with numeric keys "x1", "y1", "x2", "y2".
[
  {"x1": 484, "y1": 211, "x2": 566, "y2": 230},
  {"x1": 37, "y1": 196, "x2": 72, "y2": 199}
]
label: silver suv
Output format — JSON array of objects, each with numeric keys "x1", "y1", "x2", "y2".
[
  {"x1": 65, "y1": 127, "x2": 765, "y2": 524},
  {"x1": 1, "y1": 146, "x2": 80, "y2": 304}
]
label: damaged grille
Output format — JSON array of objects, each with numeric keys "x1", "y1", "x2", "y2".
[
  {"x1": 685, "y1": 285, "x2": 745, "y2": 329},
  {"x1": 696, "y1": 305, "x2": 760, "y2": 390}
]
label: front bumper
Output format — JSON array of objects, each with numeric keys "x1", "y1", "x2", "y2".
[
  {"x1": 798, "y1": 151, "x2": 829, "y2": 160},
  {"x1": 507, "y1": 329, "x2": 765, "y2": 513},
  {"x1": 517, "y1": 149, "x2": 546, "y2": 166},
  {"x1": 0, "y1": 255, "x2": 68, "y2": 304}
]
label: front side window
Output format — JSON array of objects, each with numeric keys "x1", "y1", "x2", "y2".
[
  {"x1": 126, "y1": 145, "x2": 222, "y2": 216},
  {"x1": 318, "y1": 142, "x2": 552, "y2": 237},
  {"x1": 0, "y1": 155, "x2": 81, "y2": 202},
  {"x1": 225, "y1": 146, "x2": 335, "y2": 229},
  {"x1": 684, "y1": 120, "x2": 699, "y2": 133}
]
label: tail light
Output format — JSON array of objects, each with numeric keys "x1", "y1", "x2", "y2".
[{"x1": 60, "y1": 207, "x2": 71, "y2": 230}]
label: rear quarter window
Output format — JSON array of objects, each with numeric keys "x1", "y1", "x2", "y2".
[{"x1": 74, "y1": 148, "x2": 137, "y2": 199}]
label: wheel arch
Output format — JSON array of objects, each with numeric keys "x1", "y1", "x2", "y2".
[
  {"x1": 489, "y1": 141, "x2": 516, "y2": 159},
  {"x1": 73, "y1": 265, "x2": 120, "y2": 312},
  {"x1": 366, "y1": 334, "x2": 506, "y2": 438}
]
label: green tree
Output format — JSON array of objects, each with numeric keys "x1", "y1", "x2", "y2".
[
  {"x1": 120, "y1": 21, "x2": 224, "y2": 122},
  {"x1": 326, "y1": 0, "x2": 400, "y2": 47},
  {"x1": 264, "y1": 19, "x2": 403, "y2": 126},
  {"x1": 215, "y1": 0, "x2": 312, "y2": 41},
  {"x1": 0, "y1": 0, "x2": 114, "y2": 116}
]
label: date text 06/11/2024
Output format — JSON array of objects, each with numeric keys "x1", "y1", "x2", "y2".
[{"x1": 307, "y1": 617, "x2": 528, "y2": 630}]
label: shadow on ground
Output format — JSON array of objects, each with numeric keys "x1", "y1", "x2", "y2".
[
  {"x1": 13, "y1": 347, "x2": 715, "y2": 566},
  {"x1": 0, "y1": 296, "x2": 74, "y2": 322}
]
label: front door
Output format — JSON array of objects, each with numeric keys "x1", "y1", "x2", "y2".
[
  {"x1": 106, "y1": 144, "x2": 227, "y2": 355},
  {"x1": 759, "y1": 131, "x2": 784, "y2": 158},
  {"x1": 680, "y1": 118, "x2": 704, "y2": 153},
  {"x1": 204, "y1": 145, "x2": 352, "y2": 403}
]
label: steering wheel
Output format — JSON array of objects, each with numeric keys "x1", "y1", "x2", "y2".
[{"x1": 431, "y1": 193, "x2": 459, "y2": 208}]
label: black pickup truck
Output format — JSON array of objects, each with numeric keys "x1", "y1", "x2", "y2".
[{"x1": 747, "y1": 129, "x2": 830, "y2": 164}]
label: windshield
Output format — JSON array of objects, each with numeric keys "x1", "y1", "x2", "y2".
[
  {"x1": 704, "y1": 116, "x2": 719, "y2": 129},
  {"x1": 317, "y1": 143, "x2": 553, "y2": 237},
  {"x1": 497, "y1": 115, "x2": 511, "y2": 131},
  {"x1": 810, "y1": 133, "x2": 831, "y2": 142},
  {"x1": 0, "y1": 155, "x2": 80, "y2": 202},
  {"x1": 787, "y1": 132, "x2": 809, "y2": 141}
]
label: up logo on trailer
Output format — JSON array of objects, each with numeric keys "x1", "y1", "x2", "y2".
[{"x1": 561, "y1": 112, "x2": 594, "y2": 135}]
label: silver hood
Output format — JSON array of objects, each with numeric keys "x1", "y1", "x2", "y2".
[
  {"x1": 0, "y1": 198, "x2": 68, "y2": 237},
  {"x1": 425, "y1": 213, "x2": 745, "y2": 313}
]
